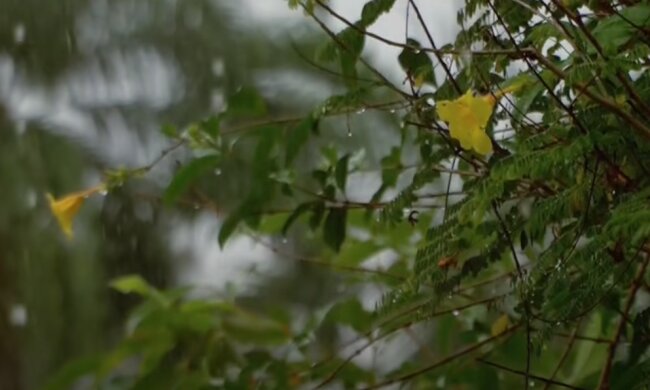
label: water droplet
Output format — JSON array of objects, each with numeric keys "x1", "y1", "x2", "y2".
[
  {"x1": 282, "y1": 238, "x2": 288, "y2": 244},
  {"x1": 214, "y1": 168, "x2": 222, "y2": 176},
  {"x1": 389, "y1": 108, "x2": 396, "y2": 114},
  {"x1": 347, "y1": 130, "x2": 352, "y2": 137},
  {"x1": 9, "y1": 304, "x2": 27, "y2": 327},
  {"x1": 424, "y1": 139, "x2": 430, "y2": 145},
  {"x1": 13, "y1": 24, "x2": 25, "y2": 44},
  {"x1": 356, "y1": 107, "x2": 366, "y2": 114},
  {"x1": 452, "y1": 310, "x2": 460, "y2": 316},
  {"x1": 529, "y1": 381, "x2": 535, "y2": 387}
]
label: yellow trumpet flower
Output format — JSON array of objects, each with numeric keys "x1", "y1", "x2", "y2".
[
  {"x1": 436, "y1": 86, "x2": 520, "y2": 156},
  {"x1": 46, "y1": 185, "x2": 104, "y2": 239}
]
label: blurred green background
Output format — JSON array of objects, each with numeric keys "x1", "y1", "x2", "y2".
[{"x1": 0, "y1": 1, "x2": 332, "y2": 387}]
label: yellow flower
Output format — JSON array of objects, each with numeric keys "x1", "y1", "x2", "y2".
[
  {"x1": 46, "y1": 185, "x2": 103, "y2": 239},
  {"x1": 436, "y1": 90, "x2": 496, "y2": 155},
  {"x1": 436, "y1": 86, "x2": 520, "y2": 156}
]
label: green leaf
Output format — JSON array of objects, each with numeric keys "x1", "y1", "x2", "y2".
[
  {"x1": 335, "y1": 239, "x2": 380, "y2": 267},
  {"x1": 591, "y1": 4, "x2": 650, "y2": 53},
  {"x1": 163, "y1": 155, "x2": 220, "y2": 205},
  {"x1": 323, "y1": 299, "x2": 372, "y2": 333},
  {"x1": 222, "y1": 309, "x2": 290, "y2": 345},
  {"x1": 323, "y1": 208, "x2": 347, "y2": 252},
  {"x1": 336, "y1": 25, "x2": 366, "y2": 85},
  {"x1": 335, "y1": 154, "x2": 350, "y2": 192},
  {"x1": 161, "y1": 123, "x2": 178, "y2": 138},
  {"x1": 360, "y1": 0, "x2": 397, "y2": 27},
  {"x1": 218, "y1": 206, "x2": 247, "y2": 248},
  {"x1": 628, "y1": 307, "x2": 650, "y2": 365},
  {"x1": 110, "y1": 275, "x2": 153, "y2": 296},
  {"x1": 282, "y1": 202, "x2": 317, "y2": 236},
  {"x1": 380, "y1": 146, "x2": 401, "y2": 187},
  {"x1": 227, "y1": 87, "x2": 267, "y2": 118},
  {"x1": 398, "y1": 38, "x2": 436, "y2": 87},
  {"x1": 43, "y1": 357, "x2": 102, "y2": 390},
  {"x1": 201, "y1": 115, "x2": 221, "y2": 137},
  {"x1": 310, "y1": 201, "x2": 326, "y2": 230},
  {"x1": 286, "y1": 116, "x2": 318, "y2": 165}
]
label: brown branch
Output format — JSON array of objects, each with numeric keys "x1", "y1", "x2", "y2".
[
  {"x1": 360, "y1": 324, "x2": 521, "y2": 389},
  {"x1": 596, "y1": 252, "x2": 650, "y2": 389},
  {"x1": 407, "y1": 0, "x2": 461, "y2": 93},
  {"x1": 477, "y1": 358, "x2": 587, "y2": 390},
  {"x1": 305, "y1": 3, "x2": 409, "y2": 99},
  {"x1": 491, "y1": 201, "x2": 532, "y2": 390},
  {"x1": 544, "y1": 321, "x2": 581, "y2": 390},
  {"x1": 314, "y1": 293, "x2": 509, "y2": 388}
]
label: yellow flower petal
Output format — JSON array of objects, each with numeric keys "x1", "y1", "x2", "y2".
[
  {"x1": 436, "y1": 90, "x2": 496, "y2": 155},
  {"x1": 47, "y1": 185, "x2": 103, "y2": 239},
  {"x1": 491, "y1": 314, "x2": 510, "y2": 337}
]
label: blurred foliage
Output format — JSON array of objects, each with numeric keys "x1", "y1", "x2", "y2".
[{"x1": 4, "y1": 0, "x2": 650, "y2": 389}]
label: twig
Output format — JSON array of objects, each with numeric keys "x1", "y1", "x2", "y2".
[
  {"x1": 596, "y1": 251, "x2": 650, "y2": 389},
  {"x1": 360, "y1": 324, "x2": 521, "y2": 389},
  {"x1": 477, "y1": 358, "x2": 586, "y2": 390},
  {"x1": 491, "y1": 201, "x2": 531, "y2": 389},
  {"x1": 407, "y1": 0, "x2": 461, "y2": 93},
  {"x1": 314, "y1": 293, "x2": 509, "y2": 388},
  {"x1": 543, "y1": 320, "x2": 581, "y2": 390}
]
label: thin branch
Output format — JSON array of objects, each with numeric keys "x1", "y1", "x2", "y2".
[
  {"x1": 544, "y1": 320, "x2": 581, "y2": 390},
  {"x1": 361, "y1": 324, "x2": 521, "y2": 389},
  {"x1": 597, "y1": 251, "x2": 650, "y2": 389},
  {"x1": 477, "y1": 358, "x2": 587, "y2": 390},
  {"x1": 407, "y1": 0, "x2": 461, "y2": 93},
  {"x1": 314, "y1": 293, "x2": 509, "y2": 388},
  {"x1": 491, "y1": 201, "x2": 531, "y2": 389}
]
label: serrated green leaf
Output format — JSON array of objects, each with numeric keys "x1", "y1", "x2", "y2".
[
  {"x1": 592, "y1": 4, "x2": 650, "y2": 53},
  {"x1": 360, "y1": 0, "x2": 397, "y2": 27}
]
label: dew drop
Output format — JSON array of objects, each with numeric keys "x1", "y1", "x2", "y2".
[
  {"x1": 13, "y1": 24, "x2": 25, "y2": 44},
  {"x1": 214, "y1": 168, "x2": 222, "y2": 176},
  {"x1": 356, "y1": 107, "x2": 366, "y2": 114},
  {"x1": 452, "y1": 310, "x2": 460, "y2": 316},
  {"x1": 347, "y1": 130, "x2": 353, "y2": 137}
]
